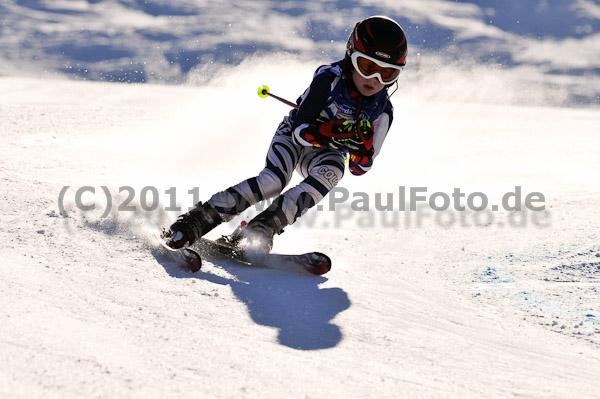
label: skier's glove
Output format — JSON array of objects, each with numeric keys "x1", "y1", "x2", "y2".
[
  {"x1": 345, "y1": 119, "x2": 374, "y2": 155},
  {"x1": 304, "y1": 119, "x2": 374, "y2": 154},
  {"x1": 303, "y1": 119, "x2": 355, "y2": 149}
]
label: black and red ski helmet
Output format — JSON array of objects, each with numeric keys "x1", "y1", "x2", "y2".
[{"x1": 346, "y1": 16, "x2": 408, "y2": 67}]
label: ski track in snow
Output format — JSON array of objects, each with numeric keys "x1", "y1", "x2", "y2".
[{"x1": 1, "y1": 61, "x2": 600, "y2": 397}]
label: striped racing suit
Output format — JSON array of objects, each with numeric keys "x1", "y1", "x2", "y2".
[{"x1": 208, "y1": 60, "x2": 394, "y2": 226}]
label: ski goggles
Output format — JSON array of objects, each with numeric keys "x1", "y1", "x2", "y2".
[{"x1": 350, "y1": 51, "x2": 404, "y2": 85}]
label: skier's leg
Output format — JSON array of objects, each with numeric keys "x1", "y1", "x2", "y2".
[
  {"x1": 277, "y1": 148, "x2": 346, "y2": 224},
  {"x1": 167, "y1": 134, "x2": 301, "y2": 248},
  {"x1": 167, "y1": 201, "x2": 223, "y2": 249},
  {"x1": 208, "y1": 134, "x2": 301, "y2": 221},
  {"x1": 236, "y1": 148, "x2": 345, "y2": 251}
]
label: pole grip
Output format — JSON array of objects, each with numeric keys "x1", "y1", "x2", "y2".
[{"x1": 257, "y1": 85, "x2": 298, "y2": 109}]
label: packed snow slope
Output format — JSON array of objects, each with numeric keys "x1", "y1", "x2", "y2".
[
  {"x1": 1, "y1": 55, "x2": 599, "y2": 398},
  {"x1": 1, "y1": 0, "x2": 600, "y2": 397}
]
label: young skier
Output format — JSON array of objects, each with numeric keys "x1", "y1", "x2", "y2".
[{"x1": 166, "y1": 15, "x2": 408, "y2": 252}]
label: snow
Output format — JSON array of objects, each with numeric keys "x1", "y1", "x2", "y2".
[
  {"x1": 2, "y1": 56, "x2": 600, "y2": 397},
  {"x1": 1, "y1": 1, "x2": 600, "y2": 397}
]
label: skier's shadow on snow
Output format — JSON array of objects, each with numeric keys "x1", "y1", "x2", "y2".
[{"x1": 153, "y1": 249, "x2": 351, "y2": 351}]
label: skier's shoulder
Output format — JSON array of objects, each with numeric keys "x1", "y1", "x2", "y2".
[
  {"x1": 313, "y1": 60, "x2": 343, "y2": 77},
  {"x1": 311, "y1": 60, "x2": 344, "y2": 85},
  {"x1": 374, "y1": 82, "x2": 394, "y2": 115},
  {"x1": 375, "y1": 92, "x2": 394, "y2": 127},
  {"x1": 380, "y1": 91, "x2": 394, "y2": 113},
  {"x1": 299, "y1": 60, "x2": 344, "y2": 103}
]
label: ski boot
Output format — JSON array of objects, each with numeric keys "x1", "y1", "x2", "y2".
[
  {"x1": 167, "y1": 202, "x2": 223, "y2": 249},
  {"x1": 219, "y1": 206, "x2": 288, "y2": 253}
]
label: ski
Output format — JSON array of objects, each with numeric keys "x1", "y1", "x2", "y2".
[
  {"x1": 155, "y1": 229, "x2": 202, "y2": 272},
  {"x1": 156, "y1": 227, "x2": 331, "y2": 275},
  {"x1": 195, "y1": 238, "x2": 332, "y2": 275}
]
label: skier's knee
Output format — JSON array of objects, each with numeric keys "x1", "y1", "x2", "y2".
[
  {"x1": 258, "y1": 167, "x2": 288, "y2": 197},
  {"x1": 312, "y1": 163, "x2": 344, "y2": 190}
]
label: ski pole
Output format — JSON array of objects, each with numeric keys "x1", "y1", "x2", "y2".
[
  {"x1": 258, "y1": 85, "x2": 350, "y2": 165},
  {"x1": 257, "y1": 85, "x2": 298, "y2": 109}
]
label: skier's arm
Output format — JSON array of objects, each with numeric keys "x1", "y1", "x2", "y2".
[
  {"x1": 349, "y1": 109, "x2": 393, "y2": 176},
  {"x1": 291, "y1": 70, "x2": 335, "y2": 147}
]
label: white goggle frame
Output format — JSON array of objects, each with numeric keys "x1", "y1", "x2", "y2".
[{"x1": 350, "y1": 51, "x2": 404, "y2": 85}]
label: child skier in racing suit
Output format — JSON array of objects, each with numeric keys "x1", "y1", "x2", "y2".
[{"x1": 167, "y1": 16, "x2": 408, "y2": 252}]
